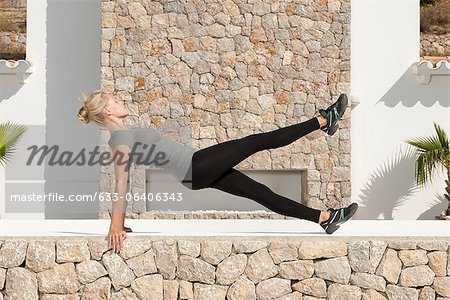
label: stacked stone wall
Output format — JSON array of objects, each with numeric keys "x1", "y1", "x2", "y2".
[
  {"x1": 0, "y1": 238, "x2": 449, "y2": 299},
  {"x1": 421, "y1": 33, "x2": 450, "y2": 57},
  {"x1": 99, "y1": 0, "x2": 351, "y2": 217}
]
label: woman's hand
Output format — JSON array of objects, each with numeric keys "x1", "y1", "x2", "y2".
[{"x1": 108, "y1": 225, "x2": 127, "y2": 253}]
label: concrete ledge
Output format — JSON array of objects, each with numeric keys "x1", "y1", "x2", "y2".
[{"x1": 1, "y1": 219, "x2": 449, "y2": 237}]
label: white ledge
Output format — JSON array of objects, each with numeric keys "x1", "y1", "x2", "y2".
[
  {"x1": 0, "y1": 219, "x2": 449, "y2": 237},
  {"x1": 0, "y1": 59, "x2": 34, "y2": 83},
  {"x1": 412, "y1": 60, "x2": 450, "y2": 84}
]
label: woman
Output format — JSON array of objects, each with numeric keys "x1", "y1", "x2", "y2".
[{"x1": 78, "y1": 91, "x2": 358, "y2": 252}]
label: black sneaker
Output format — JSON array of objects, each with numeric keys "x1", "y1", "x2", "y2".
[
  {"x1": 320, "y1": 202, "x2": 358, "y2": 234},
  {"x1": 318, "y1": 93, "x2": 348, "y2": 136}
]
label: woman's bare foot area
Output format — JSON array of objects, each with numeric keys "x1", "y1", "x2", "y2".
[
  {"x1": 317, "y1": 115, "x2": 328, "y2": 128},
  {"x1": 318, "y1": 210, "x2": 330, "y2": 224}
]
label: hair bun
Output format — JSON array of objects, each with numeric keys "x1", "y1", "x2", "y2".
[{"x1": 78, "y1": 106, "x2": 90, "y2": 124}]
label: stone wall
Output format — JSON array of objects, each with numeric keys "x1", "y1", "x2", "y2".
[
  {"x1": 421, "y1": 33, "x2": 450, "y2": 57},
  {"x1": 0, "y1": 0, "x2": 27, "y2": 55},
  {"x1": 99, "y1": 0, "x2": 351, "y2": 218},
  {"x1": 0, "y1": 237, "x2": 449, "y2": 299},
  {"x1": 0, "y1": 0, "x2": 27, "y2": 8},
  {"x1": 0, "y1": 31, "x2": 26, "y2": 59}
]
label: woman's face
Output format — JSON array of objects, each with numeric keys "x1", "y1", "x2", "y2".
[{"x1": 103, "y1": 93, "x2": 129, "y2": 118}]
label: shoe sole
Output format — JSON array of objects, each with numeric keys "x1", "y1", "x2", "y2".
[
  {"x1": 322, "y1": 94, "x2": 348, "y2": 136},
  {"x1": 336, "y1": 94, "x2": 348, "y2": 117},
  {"x1": 325, "y1": 203, "x2": 358, "y2": 234}
]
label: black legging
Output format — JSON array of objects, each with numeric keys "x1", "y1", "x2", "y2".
[{"x1": 182, "y1": 117, "x2": 322, "y2": 223}]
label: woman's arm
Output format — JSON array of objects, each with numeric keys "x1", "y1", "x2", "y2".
[{"x1": 109, "y1": 144, "x2": 131, "y2": 251}]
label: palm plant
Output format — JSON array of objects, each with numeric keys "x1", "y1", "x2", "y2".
[
  {"x1": 405, "y1": 122, "x2": 450, "y2": 217},
  {"x1": 0, "y1": 121, "x2": 27, "y2": 167}
]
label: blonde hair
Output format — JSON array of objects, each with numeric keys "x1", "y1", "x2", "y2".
[{"x1": 77, "y1": 90, "x2": 110, "y2": 126}]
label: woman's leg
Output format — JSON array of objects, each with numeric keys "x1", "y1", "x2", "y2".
[
  {"x1": 209, "y1": 167, "x2": 322, "y2": 223},
  {"x1": 192, "y1": 117, "x2": 321, "y2": 189}
]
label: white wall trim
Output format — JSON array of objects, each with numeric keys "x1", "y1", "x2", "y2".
[
  {"x1": 0, "y1": 60, "x2": 34, "y2": 83},
  {"x1": 412, "y1": 60, "x2": 450, "y2": 84}
]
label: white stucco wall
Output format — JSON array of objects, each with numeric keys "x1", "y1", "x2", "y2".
[
  {"x1": 0, "y1": 0, "x2": 47, "y2": 219},
  {"x1": 0, "y1": 0, "x2": 101, "y2": 219},
  {"x1": 351, "y1": 0, "x2": 450, "y2": 219}
]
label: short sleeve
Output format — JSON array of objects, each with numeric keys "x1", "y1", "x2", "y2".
[
  {"x1": 137, "y1": 127, "x2": 162, "y2": 144},
  {"x1": 108, "y1": 130, "x2": 134, "y2": 150}
]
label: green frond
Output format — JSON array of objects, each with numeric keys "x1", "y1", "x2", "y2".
[
  {"x1": 405, "y1": 122, "x2": 450, "y2": 187},
  {"x1": 433, "y1": 122, "x2": 450, "y2": 165},
  {"x1": 0, "y1": 122, "x2": 27, "y2": 167},
  {"x1": 434, "y1": 122, "x2": 449, "y2": 149}
]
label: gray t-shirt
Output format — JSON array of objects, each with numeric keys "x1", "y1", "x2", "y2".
[{"x1": 108, "y1": 127, "x2": 196, "y2": 182}]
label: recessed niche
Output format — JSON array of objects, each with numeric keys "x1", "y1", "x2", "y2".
[{"x1": 145, "y1": 169, "x2": 307, "y2": 212}]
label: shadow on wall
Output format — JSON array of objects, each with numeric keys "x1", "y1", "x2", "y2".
[
  {"x1": 45, "y1": 0, "x2": 101, "y2": 218},
  {"x1": 417, "y1": 193, "x2": 447, "y2": 220},
  {"x1": 356, "y1": 146, "x2": 421, "y2": 220},
  {"x1": 357, "y1": 145, "x2": 447, "y2": 220},
  {"x1": 0, "y1": 76, "x2": 24, "y2": 101},
  {"x1": 376, "y1": 64, "x2": 450, "y2": 107}
]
